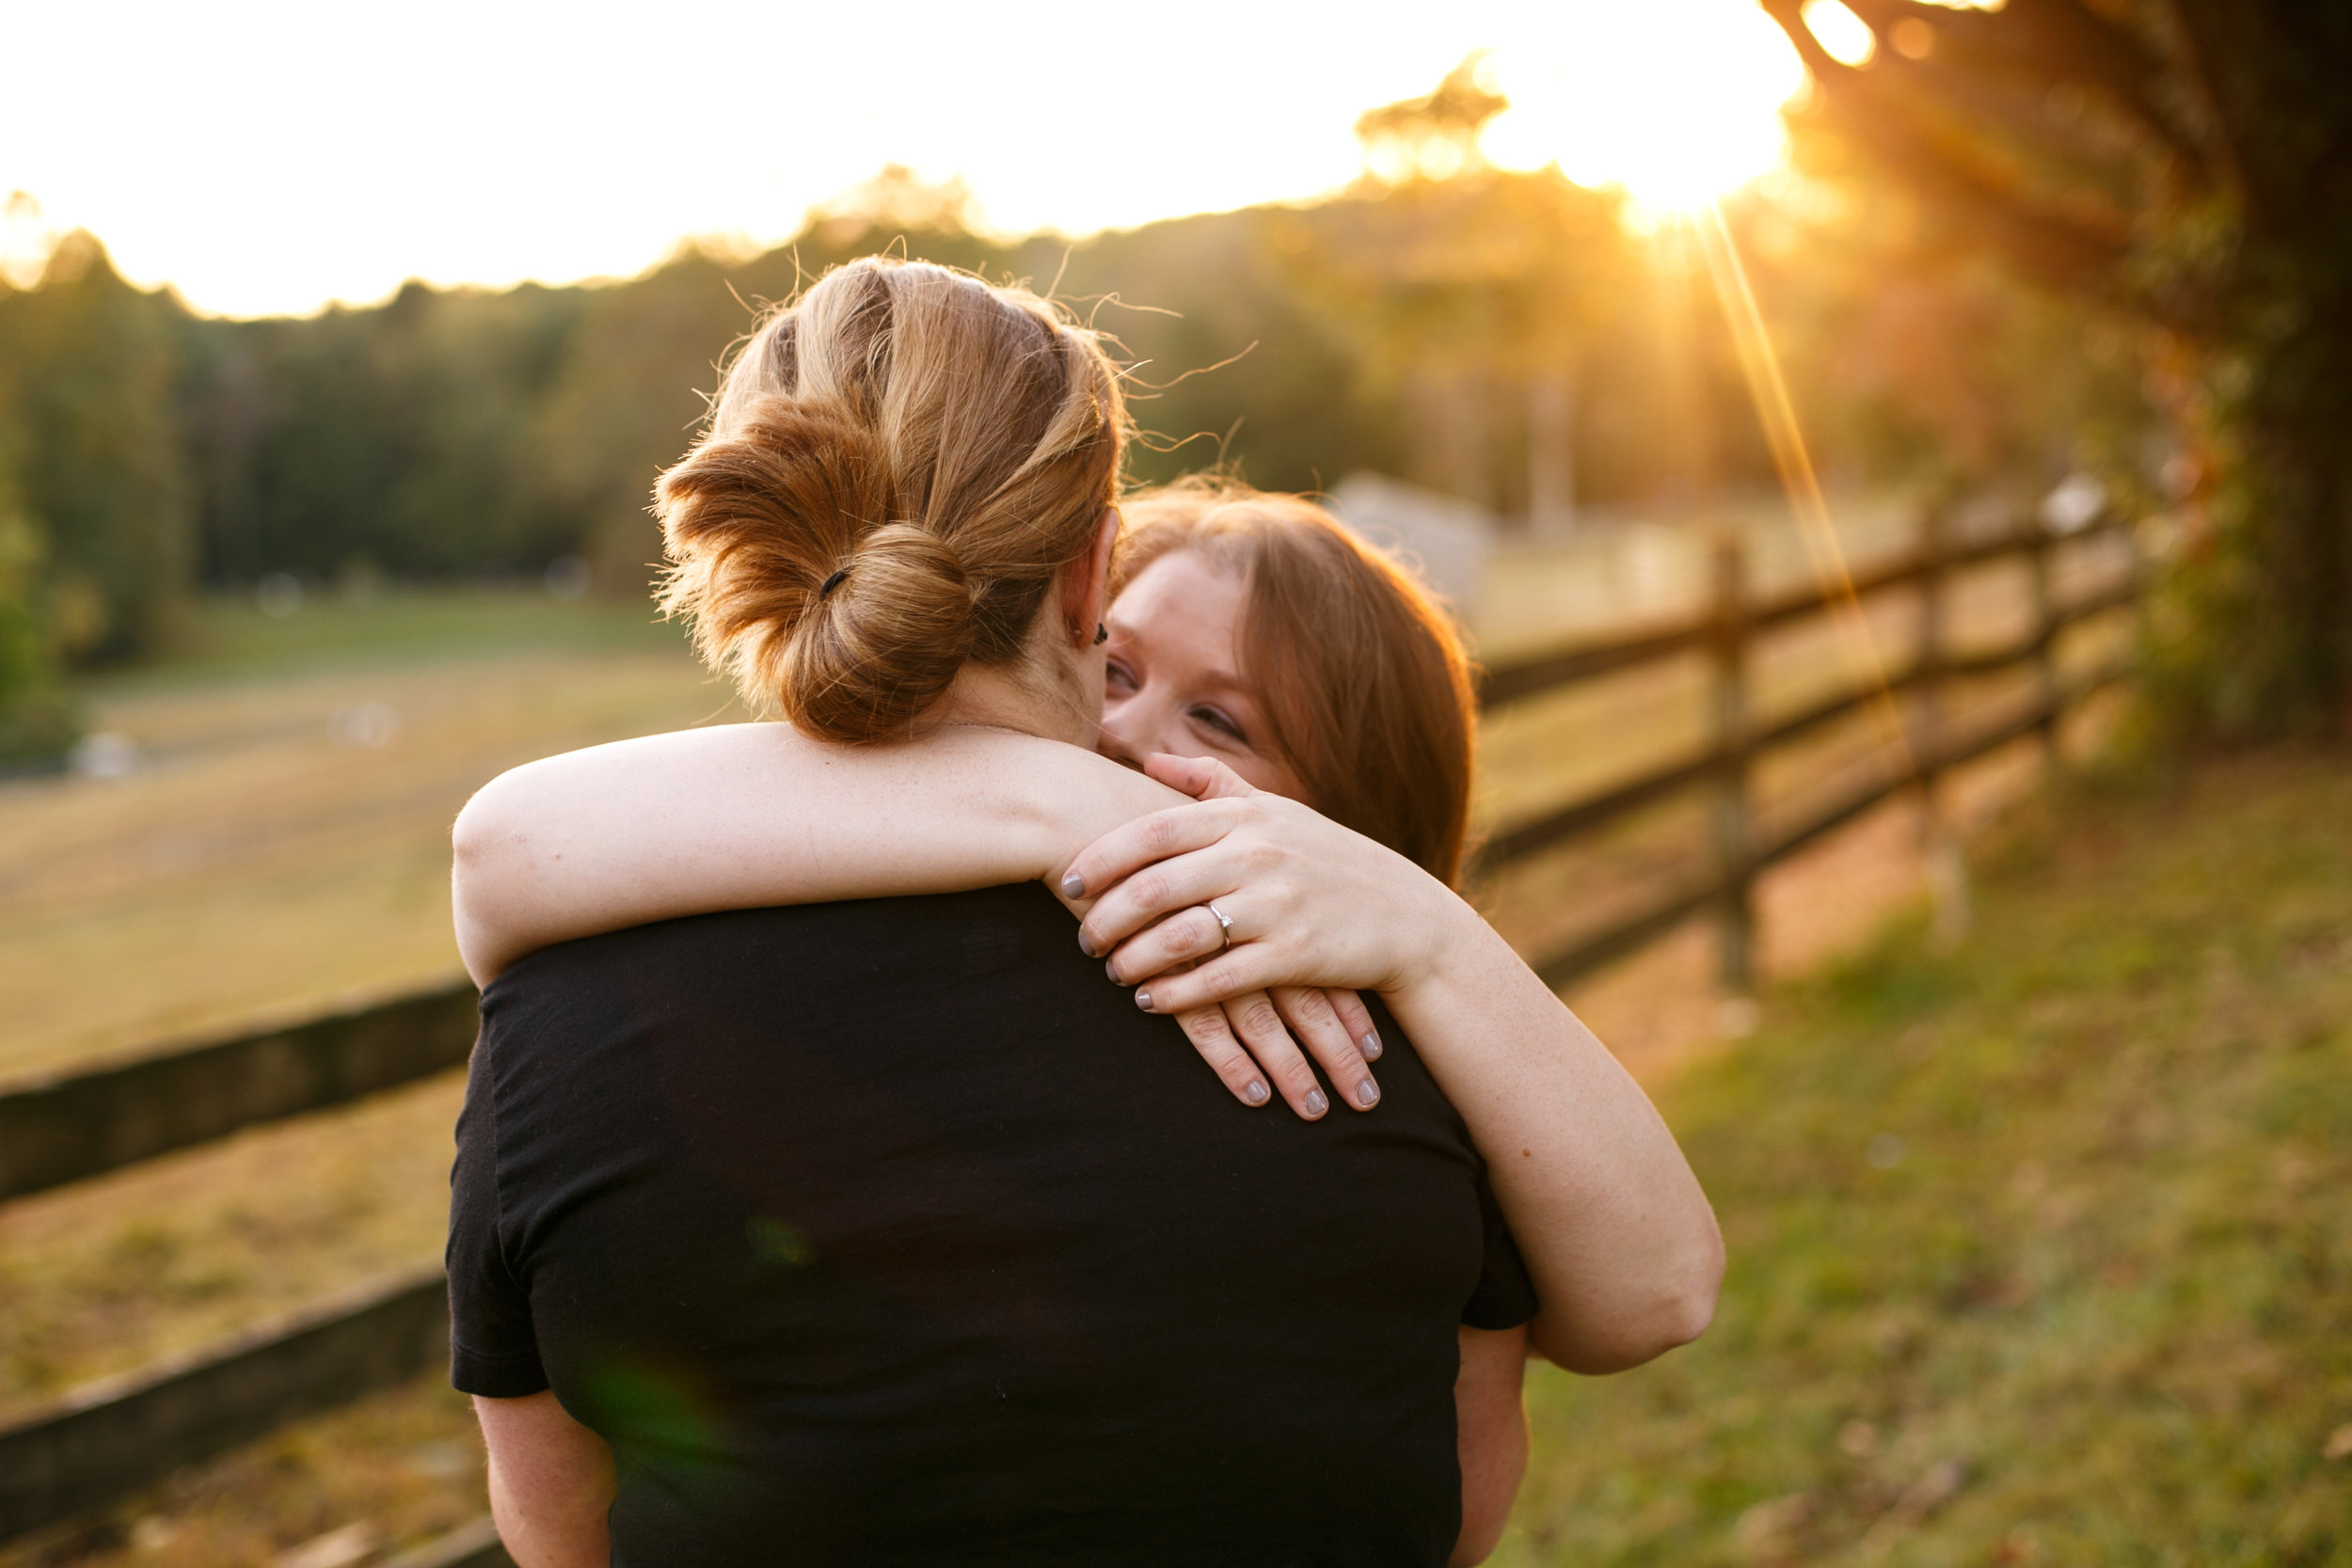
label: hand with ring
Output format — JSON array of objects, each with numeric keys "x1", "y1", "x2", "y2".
[
  {"x1": 1074, "y1": 756, "x2": 1459, "y2": 1122},
  {"x1": 1094, "y1": 892, "x2": 1382, "y2": 1121}
]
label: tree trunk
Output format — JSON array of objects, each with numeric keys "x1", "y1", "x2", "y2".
[
  {"x1": 2170, "y1": 270, "x2": 2352, "y2": 731},
  {"x1": 1526, "y1": 367, "x2": 1577, "y2": 532}
]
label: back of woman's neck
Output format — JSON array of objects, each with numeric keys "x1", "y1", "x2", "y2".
[{"x1": 930, "y1": 660, "x2": 1095, "y2": 751}]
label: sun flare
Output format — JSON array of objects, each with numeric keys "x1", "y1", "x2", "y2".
[
  {"x1": 1481, "y1": 0, "x2": 1809, "y2": 216},
  {"x1": 7, "y1": 0, "x2": 1828, "y2": 316}
]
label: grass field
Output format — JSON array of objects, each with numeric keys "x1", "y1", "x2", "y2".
[
  {"x1": 1495, "y1": 747, "x2": 2352, "y2": 1565},
  {"x1": 0, "y1": 590, "x2": 730, "y2": 1081}
]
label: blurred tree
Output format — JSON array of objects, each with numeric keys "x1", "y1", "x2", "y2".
[
  {"x1": 1049, "y1": 210, "x2": 1401, "y2": 496},
  {"x1": 195, "y1": 280, "x2": 588, "y2": 580},
  {"x1": 1761, "y1": 0, "x2": 2352, "y2": 732},
  {"x1": 1280, "y1": 171, "x2": 1637, "y2": 515},
  {"x1": 1721, "y1": 182, "x2": 2144, "y2": 499},
  {"x1": 507, "y1": 182, "x2": 1403, "y2": 581},
  {"x1": 1355, "y1": 53, "x2": 1510, "y2": 185},
  {"x1": 156, "y1": 127, "x2": 2092, "y2": 619},
  {"x1": 0, "y1": 414, "x2": 76, "y2": 764},
  {"x1": 527, "y1": 206, "x2": 1007, "y2": 597},
  {"x1": 0, "y1": 231, "x2": 194, "y2": 666},
  {"x1": 1286, "y1": 58, "x2": 1639, "y2": 520},
  {"x1": 524, "y1": 245, "x2": 753, "y2": 597}
]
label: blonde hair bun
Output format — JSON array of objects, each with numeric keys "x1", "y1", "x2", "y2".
[
  {"x1": 795, "y1": 523, "x2": 978, "y2": 736},
  {"x1": 654, "y1": 259, "x2": 1124, "y2": 743}
]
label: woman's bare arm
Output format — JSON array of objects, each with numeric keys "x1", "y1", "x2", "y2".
[
  {"x1": 452, "y1": 722, "x2": 1383, "y2": 1118},
  {"x1": 1452, "y1": 1325, "x2": 1530, "y2": 1566},
  {"x1": 1063, "y1": 758, "x2": 1726, "y2": 1375},
  {"x1": 452, "y1": 723, "x2": 1163, "y2": 987},
  {"x1": 474, "y1": 1392, "x2": 613, "y2": 1568}
]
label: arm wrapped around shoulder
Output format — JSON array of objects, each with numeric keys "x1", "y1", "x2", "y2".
[{"x1": 656, "y1": 395, "x2": 977, "y2": 743}]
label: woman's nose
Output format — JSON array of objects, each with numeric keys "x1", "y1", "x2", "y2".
[{"x1": 1098, "y1": 701, "x2": 1174, "y2": 772}]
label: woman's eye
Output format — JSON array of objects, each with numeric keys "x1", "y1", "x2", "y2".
[
  {"x1": 1189, "y1": 705, "x2": 1248, "y2": 744},
  {"x1": 1105, "y1": 658, "x2": 1137, "y2": 693}
]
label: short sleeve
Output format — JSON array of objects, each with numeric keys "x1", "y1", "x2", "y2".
[
  {"x1": 1461, "y1": 1169, "x2": 1539, "y2": 1331},
  {"x1": 447, "y1": 1029, "x2": 550, "y2": 1398}
]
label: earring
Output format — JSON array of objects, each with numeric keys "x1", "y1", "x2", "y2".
[{"x1": 1092, "y1": 623, "x2": 1108, "y2": 646}]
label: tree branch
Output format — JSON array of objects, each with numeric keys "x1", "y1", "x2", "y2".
[{"x1": 1760, "y1": 0, "x2": 2135, "y2": 292}]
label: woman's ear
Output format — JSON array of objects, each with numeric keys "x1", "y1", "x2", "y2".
[{"x1": 1064, "y1": 507, "x2": 1120, "y2": 645}]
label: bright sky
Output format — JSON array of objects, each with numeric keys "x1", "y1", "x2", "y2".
[{"x1": 2, "y1": 0, "x2": 1811, "y2": 319}]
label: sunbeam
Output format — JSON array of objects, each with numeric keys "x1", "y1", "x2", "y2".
[{"x1": 1689, "y1": 202, "x2": 1920, "y2": 777}]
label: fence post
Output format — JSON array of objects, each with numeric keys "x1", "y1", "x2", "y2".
[
  {"x1": 1708, "y1": 530, "x2": 1754, "y2": 992},
  {"x1": 2027, "y1": 506, "x2": 2061, "y2": 763},
  {"x1": 1913, "y1": 499, "x2": 1971, "y2": 948},
  {"x1": 1913, "y1": 500, "x2": 1947, "y2": 802}
]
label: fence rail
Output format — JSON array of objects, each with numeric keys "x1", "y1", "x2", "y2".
[
  {"x1": 1472, "y1": 513, "x2": 2114, "y2": 706},
  {"x1": 0, "y1": 503, "x2": 2137, "y2": 1548},
  {"x1": 1472, "y1": 510, "x2": 2134, "y2": 990},
  {"x1": 0, "y1": 984, "x2": 479, "y2": 1202},
  {"x1": 0, "y1": 1264, "x2": 449, "y2": 1539},
  {"x1": 1477, "y1": 574, "x2": 2134, "y2": 871},
  {"x1": 1522, "y1": 658, "x2": 2123, "y2": 990}
]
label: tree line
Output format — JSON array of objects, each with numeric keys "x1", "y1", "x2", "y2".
[{"x1": 0, "y1": 74, "x2": 2145, "y2": 764}]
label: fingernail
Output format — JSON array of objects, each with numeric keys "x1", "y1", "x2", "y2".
[
  {"x1": 1244, "y1": 1080, "x2": 1269, "y2": 1105},
  {"x1": 1304, "y1": 1089, "x2": 1328, "y2": 1117},
  {"x1": 1077, "y1": 930, "x2": 1097, "y2": 958},
  {"x1": 1060, "y1": 873, "x2": 1086, "y2": 899},
  {"x1": 1104, "y1": 958, "x2": 1121, "y2": 985},
  {"x1": 1360, "y1": 1032, "x2": 1383, "y2": 1061},
  {"x1": 1356, "y1": 1080, "x2": 1380, "y2": 1108},
  {"x1": 1134, "y1": 990, "x2": 1152, "y2": 1012}
]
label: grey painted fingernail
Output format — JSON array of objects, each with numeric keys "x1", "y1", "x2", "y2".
[
  {"x1": 1357, "y1": 1080, "x2": 1380, "y2": 1108},
  {"x1": 1244, "y1": 1080, "x2": 1270, "y2": 1105},
  {"x1": 1061, "y1": 873, "x2": 1087, "y2": 899},
  {"x1": 1134, "y1": 990, "x2": 1152, "y2": 1012},
  {"x1": 1304, "y1": 1089, "x2": 1328, "y2": 1117},
  {"x1": 1076, "y1": 929, "x2": 1097, "y2": 958},
  {"x1": 1105, "y1": 958, "x2": 1121, "y2": 984},
  {"x1": 1360, "y1": 1032, "x2": 1383, "y2": 1061}
]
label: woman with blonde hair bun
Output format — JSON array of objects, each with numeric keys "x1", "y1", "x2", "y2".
[
  {"x1": 656, "y1": 255, "x2": 1121, "y2": 744},
  {"x1": 452, "y1": 255, "x2": 1719, "y2": 1567}
]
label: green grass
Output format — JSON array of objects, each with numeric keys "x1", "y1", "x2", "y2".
[
  {"x1": 88, "y1": 584, "x2": 689, "y2": 694},
  {"x1": 1497, "y1": 747, "x2": 2352, "y2": 1565}
]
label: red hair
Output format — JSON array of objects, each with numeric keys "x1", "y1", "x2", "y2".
[{"x1": 1114, "y1": 479, "x2": 1477, "y2": 885}]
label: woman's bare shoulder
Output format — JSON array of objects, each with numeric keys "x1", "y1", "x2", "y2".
[
  {"x1": 485, "y1": 721, "x2": 802, "y2": 784},
  {"x1": 462, "y1": 721, "x2": 1184, "y2": 835}
]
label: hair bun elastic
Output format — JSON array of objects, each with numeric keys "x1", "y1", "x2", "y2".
[{"x1": 818, "y1": 566, "x2": 851, "y2": 598}]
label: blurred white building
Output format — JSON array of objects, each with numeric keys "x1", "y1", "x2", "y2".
[{"x1": 1326, "y1": 471, "x2": 1500, "y2": 612}]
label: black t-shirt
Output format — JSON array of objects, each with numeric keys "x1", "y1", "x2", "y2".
[{"x1": 449, "y1": 883, "x2": 1534, "y2": 1567}]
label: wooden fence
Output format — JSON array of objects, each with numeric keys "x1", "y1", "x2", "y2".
[
  {"x1": 1473, "y1": 507, "x2": 2137, "y2": 990},
  {"x1": 0, "y1": 504, "x2": 2136, "y2": 1554}
]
